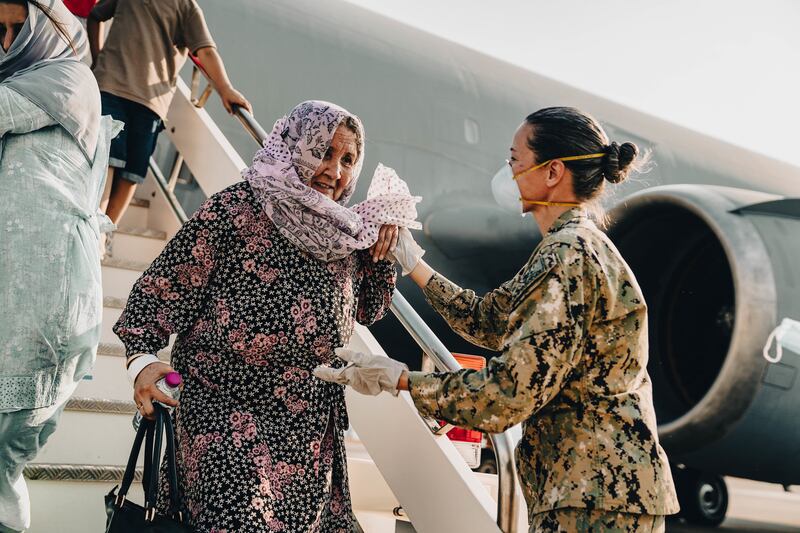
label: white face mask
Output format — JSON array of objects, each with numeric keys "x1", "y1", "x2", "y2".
[
  {"x1": 491, "y1": 156, "x2": 591, "y2": 215},
  {"x1": 491, "y1": 163, "x2": 525, "y2": 216}
]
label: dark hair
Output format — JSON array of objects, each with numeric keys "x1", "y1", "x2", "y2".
[
  {"x1": 1, "y1": 0, "x2": 77, "y2": 54},
  {"x1": 524, "y1": 107, "x2": 642, "y2": 203},
  {"x1": 341, "y1": 115, "x2": 363, "y2": 161}
]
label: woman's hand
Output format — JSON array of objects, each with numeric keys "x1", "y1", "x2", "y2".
[
  {"x1": 370, "y1": 224, "x2": 399, "y2": 263},
  {"x1": 133, "y1": 362, "x2": 179, "y2": 420},
  {"x1": 386, "y1": 227, "x2": 428, "y2": 278}
]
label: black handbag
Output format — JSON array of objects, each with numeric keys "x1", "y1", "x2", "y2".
[{"x1": 105, "y1": 404, "x2": 191, "y2": 532}]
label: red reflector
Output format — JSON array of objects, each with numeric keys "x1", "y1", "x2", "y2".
[
  {"x1": 452, "y1": 353, "x2": 486, "y2": 371},
  {"x1": 446, "y1": 426, "x2": 483, "y2": 443}
]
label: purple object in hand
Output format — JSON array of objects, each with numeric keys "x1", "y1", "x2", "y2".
[{"x1": 164, "y1": 372, "x2": 182, "y2": 388}]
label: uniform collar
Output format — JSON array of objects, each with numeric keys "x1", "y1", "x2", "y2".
[{"x1": 546, "y1": 207, "x2": 590, "y2": 236}]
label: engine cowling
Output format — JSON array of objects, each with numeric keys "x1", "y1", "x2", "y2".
[{"x1": 606, "y1": 185, "x2": 800, "y2": 483}]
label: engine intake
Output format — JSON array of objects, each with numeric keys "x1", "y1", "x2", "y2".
[{"x1": 606, "y1": 185, "x2": 781, "y2": 456}]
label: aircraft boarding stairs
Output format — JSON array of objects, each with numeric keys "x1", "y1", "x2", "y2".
[{"x1": 22, "y1": 65, "x2": 528, "y2": 533}]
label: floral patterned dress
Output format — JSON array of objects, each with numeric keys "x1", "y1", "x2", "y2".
[{"x1": 114, "y1": 181, "x2": 396, "y2": 532}]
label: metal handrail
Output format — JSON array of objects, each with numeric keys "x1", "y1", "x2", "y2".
[
  {"x1": 233, "y1": 106, "x2": 268, "y2": 145},
  {"x1": 154, "y1": 57, "x2": 521, "y2": 532},
  {"x1": 148, "y1": 157, "x2": 188, "y2": 224}
]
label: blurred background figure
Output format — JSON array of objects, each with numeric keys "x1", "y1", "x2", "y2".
[
  {"x1": 87, "y1": 0, "x2": 251, "y2": 237},
  {"x1": 61, "y1": 0, "x2": 95, "y2": 23}
]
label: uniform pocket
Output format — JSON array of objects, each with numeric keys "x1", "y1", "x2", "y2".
[{"x1": 509, "y1": 253, "x2": 558, "y2": 311}]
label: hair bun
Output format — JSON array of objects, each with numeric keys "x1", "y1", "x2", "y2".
[{"x1": 602, "y1": 141, "x2": 638, "y2": 184}]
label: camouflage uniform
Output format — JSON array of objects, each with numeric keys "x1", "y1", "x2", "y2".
[
  {"x1": 530, "y1": 509, "x2": 665, "y2": 532},
  {"x1": 408, "y1": 208, "x2": 679, "y2": 530}
]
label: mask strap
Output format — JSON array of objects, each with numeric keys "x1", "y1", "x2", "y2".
[
  {"x1": 511, "y1": 152, "x2": 605, "y2": 208},
  {"x1": 558, "y1": 153, "x2": 606, "y2": 163},
  {"x1": 521, "y1": 199, "x2": 582, "y2": 208},
  {"x1": 763, "y1": 326, "x2": 783, "y2": 364},
  {"x1": 510, "y1": 152, "x2": 606, "y2": 181}
]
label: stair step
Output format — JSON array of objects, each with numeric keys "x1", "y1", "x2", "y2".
[
  {"x1": 75, "y1": 350, "x2": 130, "y2": 402},
  {"x1": 36, "y1": 409, "x2": 138, "y2": 466},
  {"x1": 25, "y1": 463, "x2": 141, "y2": 483},
  {"x1": 97, "y1": 342, "x2": 127, "y2": 358},
  {"x1": 25, "y1": 461, "x2": 402, "y2": 533},
  {"x1": 66, "y1": 397, "x2": 136, "y2": 415},
  {"x1": 108, "y1": 227, "x2": 168, "y2": 264},
  {"x1": 103, "y1": 296, "x2": 127, "y2": 310},
  {"x1": 101, "y1": 258, "x2": 148, "y2": 299},
  {"x1": 115, "y1": 226, "x2": 167, "y2": 240},
  {"x1": 101, "y1": 307, "x2": 123, "y2": 345},
  {"x1": 356, "y1": 512, "x2": 412, "y2": 532},
  {"x1": 118, "y1": 198, "x2": 150, "y2": 227},
  {"x1": 95, "y1": 342, "x2": 172, "y2": 359},
  {"x1": 25, "y1": 474, "x2": 131, "y2": 533},
  {"x1": 348, "y1": 457, "x2": 401, "y2": 513},
  {"x1": 129, "y1": 198, "x2": 150, "y2": 208},
  {"x1": 101, "y1": 257, "x2": 151, "y2": 272}
]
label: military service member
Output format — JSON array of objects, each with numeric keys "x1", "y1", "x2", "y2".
[{"x1": 315, "y1": 107, "x2": 680, "y2": 531}]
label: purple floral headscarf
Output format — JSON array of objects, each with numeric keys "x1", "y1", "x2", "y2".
[{"x1": 243, "y1": 100, "x2": 421, "y2": 262}]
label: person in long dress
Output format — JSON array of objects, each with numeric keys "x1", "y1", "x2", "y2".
[{"x1": 115, "y1": 100, "x2": 421, "y2": 532}]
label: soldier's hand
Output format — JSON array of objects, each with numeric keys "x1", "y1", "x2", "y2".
[{"x1": 313, "y1": 348, "x2": 408, "y2": 396}]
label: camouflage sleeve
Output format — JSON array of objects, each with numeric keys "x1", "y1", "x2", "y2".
[
  {"x1": 422, "y1": 273, "x2": 514, "y2": 351},
  {"x1": 409, "y1": 248, "x2": 589, "y2": 433}
]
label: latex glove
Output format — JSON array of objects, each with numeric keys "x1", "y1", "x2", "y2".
[
  {"x1": 313, "y1": 348, "x2": 408, "y2": 396},
  {"x1": 386, "y1": 227, "x2": 425, "y2": 275}
]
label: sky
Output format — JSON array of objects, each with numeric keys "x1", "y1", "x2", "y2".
[{"x1": 344, "y1": 0, "x2": 800, "y2": 168}]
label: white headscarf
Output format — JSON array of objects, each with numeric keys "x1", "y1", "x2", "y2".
[{"x1": 1, "y1": 0, "x2": 100, "y2": 161}]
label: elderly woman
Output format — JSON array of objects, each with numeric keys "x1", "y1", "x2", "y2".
[
  {"x1": 114, "y1": 101, "x2": 420, "y2": 532},
  {"x1": 0, "y1": 1, "x2": 118, "y2": 531}
]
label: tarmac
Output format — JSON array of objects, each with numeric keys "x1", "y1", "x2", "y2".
[{"x1": 667, "y1": 478, "x2": 800, "y2": 532}]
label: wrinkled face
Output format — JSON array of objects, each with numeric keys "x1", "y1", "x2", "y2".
[
  {"x1": 0, "y1": 3, "x2": 26, "y2": 52},
  {"x1": 509, "y1": 122, "x2": 548, "y2": 211},
  {"x1": 309, "y1": 124, "x2": 358, "y2": 201}
]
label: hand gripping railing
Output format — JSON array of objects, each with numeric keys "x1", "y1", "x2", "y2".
[{"x1": 148, "y1": 56, "x2": 522, "y2": 533}]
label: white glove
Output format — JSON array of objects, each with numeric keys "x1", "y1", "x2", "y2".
[
  {"x1": 386, "y1": 227, "x2": 425, "y2": 276},
  {"x1": 313, "y1": 348, "x2": 408, "y2": 396}
]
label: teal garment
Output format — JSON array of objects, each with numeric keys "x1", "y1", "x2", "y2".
[
  {"x1": 0, "y1": 86, "x2": 120, "y2": 411},
  {"x1": 0, "y1": 399, "x2": 67, "y2": 531}
]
